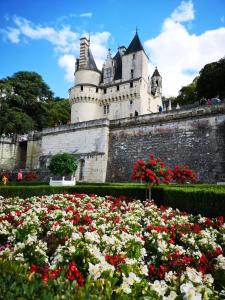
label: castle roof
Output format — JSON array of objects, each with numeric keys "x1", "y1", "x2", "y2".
[
  {"x1": 125, "y1": 32, "x2": 145, "y2": 55},
  {"x1": 151, "y1": 67, "x2": 161, "y2": 77},
  {"x1": 87, "y1": 48, "x2": 99, "y2": 71},
  {"x1": 113, "y1": 51, "x2": 122, "y2": 80}
]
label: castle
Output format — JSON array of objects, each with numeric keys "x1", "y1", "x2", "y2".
[
  {"x1": 1, "y1": 33, "x2": 225, "y2": 183},
  {"x1": 69, "y1": 32, "x2": 162, "y2": 122}
]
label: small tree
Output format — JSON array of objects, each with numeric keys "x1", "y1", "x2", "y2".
[
  {"x1": 172, "y1": 165, "x2": 197, "y2": 184},
  {"x1": 48, "y1": 153, "x2": 77, "y2": 178},
  {"x1": 131, "y1": 153, "x2": 173, "y2": 199}
]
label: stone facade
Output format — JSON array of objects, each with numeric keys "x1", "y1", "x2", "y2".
[
  {"x1": 1, "y1": 104, "x2": 225, "y2": 183},
  {"x1": 69, "y1": 33, "x2": 162, "y2": 123},
  {"x1": 0, "y1": 137, "x2": 18, "y2": 170},
  {"x1": 106, "y1": 104, "x2": 225, "y2": 183},
  {"x1": 37, "y1": 119, "x2": 109, "y2": 182}
]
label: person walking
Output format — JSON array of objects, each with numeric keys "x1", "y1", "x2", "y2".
[{"x1": 17, "y1": 170, "x2": 23, "y2": 182}]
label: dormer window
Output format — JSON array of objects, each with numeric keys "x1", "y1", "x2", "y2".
[
  {"x1": 117, "y1": 85, "x2": 119, "y2": 91},
  {"x1": 104, "y1": 68, "x2": 112, "y2": 79},
  {"x1": 80, "y1": 85, "x2": 83, "y2": 92},
  {"x1": 130, "y1": 82, "x2": 133, "y2": 88}
]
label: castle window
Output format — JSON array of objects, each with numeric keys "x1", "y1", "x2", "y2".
[
  {"x1": 130, "y1": 82, "x2": 133, "y2": 88},
  {"x1": 104, "y1": 104, "x2": 110, "y2": 114},
  {"x1": 96, "y1": 88, "x2": 98, "y2": 93},
  {"x1": 104, "y1": 88, "x2": 107, "y2": 94},
  {"x1": 117, "y1": 85, "x2": 119, "y2": 91},
  {"x1": 132, "y1": 54, "x2": 135, "y2": 60},
  {"x1": 130, "y1": 100, "x2": 133, "y2": 105},
  {"x1": 80, "y1": 85, "x2": 83, "y2": 91},
  {"x1": 131, "y1": 69, "x2": 134, "y2": 79},
  {"x1": 104, "y1": 68, "x2": 112, "y2": 79}
]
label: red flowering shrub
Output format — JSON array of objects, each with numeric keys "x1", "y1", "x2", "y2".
[
  {"x1": 172, "y1": 165, "x2": 197, "y2": 183},
  {"x1": 132, "y1": 153, "x2": 173, "y2": 186}
]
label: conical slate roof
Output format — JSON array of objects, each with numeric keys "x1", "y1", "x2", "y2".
[
  {"x1": 125, "y1": 32, "x2": 145, "y2": 55},
  {"x1": 113, "y1": 51, "x2": 122, "y2": 80},
  {"x1": 151, "y1": 67, "x2": 161, "y2": 77},
  {"x1": 87, "y1": 48, "x2": 98, "y2": 71}
]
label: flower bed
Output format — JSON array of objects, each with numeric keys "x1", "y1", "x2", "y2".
[{"x1": 0, "y1": 193, "x2": 225, "y2": 299}]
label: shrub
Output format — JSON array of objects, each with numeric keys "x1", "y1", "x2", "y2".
[
  {"x1": 172, "y1": 165, "x2": 197, "y2": 183},
  {"x1": 131, "y1": 153, "x2": 172, "y2": 199},
  {"x1": 48, "y1": 153, "x2": 77, "y2": 177}
]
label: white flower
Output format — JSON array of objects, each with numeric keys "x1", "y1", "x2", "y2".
[
  {"x1": 163, "y1": 290, "x2": 177, "y2": 300},
  {"x1": 151, "y1": 280, "x2": 168, "y2": 296},
  {"x1": 180, "y1": 282, "x2": 202, "y2": 300},
  {"x1": 186, "y1": 267, "x2": 202, "y2": 284}
]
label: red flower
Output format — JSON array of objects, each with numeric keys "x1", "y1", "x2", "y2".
[
  {"x1": 149, "y1": 264, "x2": 155, "y2": 274},
  {"x1": 30, "y1": 264, "x2": 38, "y2": 273}
]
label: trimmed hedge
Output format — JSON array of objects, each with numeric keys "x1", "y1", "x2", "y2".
[{"x1": 0, "y1": 183, "x2": 224, "y2": 217}]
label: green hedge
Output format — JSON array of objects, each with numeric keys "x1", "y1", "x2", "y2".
[
  {"x1": 0, "y1": 184, "x2": 224, "y2": 217},
  {"x1": 161, "y1": 186, "x2": 225, "y2": 217}
]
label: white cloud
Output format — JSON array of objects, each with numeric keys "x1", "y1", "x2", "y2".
[
  {"x1": 6, "y1": 27, "x2": 20, "y2": 43},
  {"x1": 80, "y1": 12, "x2": 93, "y2": 18},
  {"x1": 58, "y1": 54, "x2": 76, "y2": 82},
  {"x1": 1, "y1": 16, "x2": 111, "y2": 82},
  {"x1": 145, "y1": 0, "x2": 225, "y2": 96},
  {"x1": 13, "y1": 16, "x2": 79, "y2": 52},
  {"x1": 171, "y1": 0, "x2": 194, "y2": 23}
]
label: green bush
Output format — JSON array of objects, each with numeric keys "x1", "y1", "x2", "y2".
[{"x1": 48, "y1": 152, "x2": 77, "y2": 177}]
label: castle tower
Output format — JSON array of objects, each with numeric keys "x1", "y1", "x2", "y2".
[
  {"x1": 69, "y1": 32, "x2": 163, "y2": 123},
  {"x1": 151, "y1": 67, "x2": 162, "y2": 97},
  {"x1": 69, "y1": 36, "x2": 102, "y2": 123},
  {"x1": 122, "y1": 32, "x2": 148, "y2": 82}
]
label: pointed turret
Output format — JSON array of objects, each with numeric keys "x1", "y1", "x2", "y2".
[
  {"x1": 125, "y1": 32, "x2": 145, "y2": 55},
  {"x1": 151, "y1": 67, "x2": 162, "y2": 97},
  {"x1": 151, "y1": 67, "x2": 161, "y2": 78}
]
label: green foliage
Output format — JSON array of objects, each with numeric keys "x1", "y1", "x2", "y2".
[
  {"x1": 44, "y1": 98, "x2": 70, "y2": 128},
  {"x1": 48, "y1": 153, "x2": 77, "y2": 177},
  {"x1": 196, "y1": 57, "x2": 225, "y2": 99},
  {"x1": 173, "y1": 57, "x2": 225, "y2": 105},
  {"x1": 0, "y1": 71, "x2": 70, "y2": 134},
  {"x1": 175, "y1": 76, "x2": 198, "y2": 105},
  {"x1": 0, "y1": 105, "x2": 35, "y2": 134}
]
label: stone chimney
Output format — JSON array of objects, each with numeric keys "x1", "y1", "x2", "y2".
[{"x1": 79, "y1": 36, "x2": 90, "y2": 69}]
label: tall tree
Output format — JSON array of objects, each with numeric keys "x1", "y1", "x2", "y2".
[
  {"x1": 196, "y1": 57, "x2": 225, "y2": 99},
  {"x1": 0, "y1": 71, "x2": 70, "y2": 134},
  {"x1": 175, "y1": 77, "x2": 199, "y2": 105}
]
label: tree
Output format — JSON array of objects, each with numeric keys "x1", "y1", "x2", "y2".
[
  {"x1": 0, "y1": 71, "x2": 71, "y2": 134},
  {"x1": 44, "y1": 98, "x2": 70, "y2": 128},
  {"x1": 0, "y1": 104, "x2": 35, "y2": 135},
  {"x1": 196, "y1": 57, "x2": 225, "y2": 99},
  {"x1": 131, "y1": 153, "x2": 172, "y2": 200},
  {"x1": 48, "y1": 153, "x2": 77, "y2": 177},
  {"x1": 175, "y1": 77, "x2": 199, "y2": 105}
]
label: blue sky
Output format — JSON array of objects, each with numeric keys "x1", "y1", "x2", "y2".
[{"x1": 0, "y1": 0, "x2": 225, "y2": 98}]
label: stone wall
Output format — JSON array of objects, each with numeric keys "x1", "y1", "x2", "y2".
[
  {"x1": 106, "y1": 104, "x2": 225, "y2": 183},
  {"x1": 0, "y1": 137, "x2": 18, "y2": 170},
  {"x1": 39, "y1": 119, "x2": 110, "y2": 182}
]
